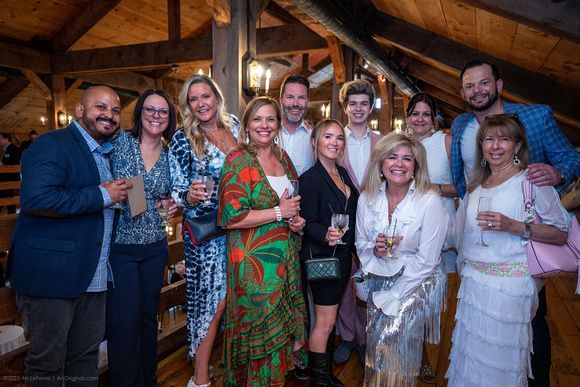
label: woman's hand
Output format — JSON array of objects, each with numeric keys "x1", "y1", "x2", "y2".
[
  {"x1": 325, "y1": 226, "x2": 345, "y2": 246},
  {"x1": 186, "y1": 179, "x2": 208, "y2": 205},
  {"x1": 278, "y1": 189, "x2": 301, "y2": 218},
  {"x1": 476, "y1": 211, "x2": 519, "y2": 233},
  {"x1": 166, "y1": 199, "x2": 178, "y2": 219},
  {"x1": 288, "y1": 215, "x2": 305, "y2": 234},
  {"x1": 374, "y1": 233, "x2": 388, "y2": 257}
]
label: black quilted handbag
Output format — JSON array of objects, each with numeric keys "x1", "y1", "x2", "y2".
[
  {"x1": 305, "y1": 245, "x2": 340, "y2": 282},
  {"x1": 183, "y1": 210, "x2": 225, "y2": 247}
]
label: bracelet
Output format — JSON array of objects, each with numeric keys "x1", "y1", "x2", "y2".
[
  {"x1": 437, "y1": 184, "x2": 443, "y2": 196},
  {"x1": 274, "y1": 206, "x2": 282, "y2": 222}
]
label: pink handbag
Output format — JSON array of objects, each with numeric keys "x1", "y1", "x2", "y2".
[{"x1": 523, "y1": 177, "x2": 580, "y2": 282}]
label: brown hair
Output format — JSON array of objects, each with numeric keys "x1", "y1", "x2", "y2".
[{"x1": 237, "y1": 96, "x2": 283, "y2": 160}]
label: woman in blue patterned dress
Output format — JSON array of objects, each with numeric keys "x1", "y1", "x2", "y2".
[
  {"x1": 106, "y1": 89, "x2": 177, "y2": 386},
  {"x1": 169, "y1": 74, "x2": 239, "y2": 387}
]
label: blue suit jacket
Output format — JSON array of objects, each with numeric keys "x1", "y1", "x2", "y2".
[
  {"x1": 450, "y1": 102, "x2": 580, "y2": 198},
  {"x1": 7, "y1": 124, "x2": 107, "y2": 298}
]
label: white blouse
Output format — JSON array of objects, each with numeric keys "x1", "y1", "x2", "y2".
[
  {"x1": 355, "y1": 181, "x2": 448, "y2": 316},
  {"x1": 449, "y1": 171, "x2": 571, "y2": 271}
]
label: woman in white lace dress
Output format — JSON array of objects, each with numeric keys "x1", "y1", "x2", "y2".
[{"x1": 446, "y1": 114, "x2": 570, "y2": 386}]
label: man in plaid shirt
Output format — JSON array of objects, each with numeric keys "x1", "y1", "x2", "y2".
[{"x1": 450, "y1": 59, "x2": 579, "y2": 387}]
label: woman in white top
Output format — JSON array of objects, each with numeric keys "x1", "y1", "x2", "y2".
[
  {"x1": 445, "y1": 114, "x2": 570, "y2": 386},
  {"x1": 355, "y1": 133, "x2": 448, "y2": 386},
  {"x1": 406, "y1": 92, "x2": 457, "y2": 383}
]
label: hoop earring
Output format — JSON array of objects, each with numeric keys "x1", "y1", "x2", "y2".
[
  {"x1": 480, "y1": 158, "x2": 487, "y2": 167},
  {"x1": 513, "y1": 155, "x2": 521, "y2": 166},
  {"x1": 405, "y1": 126, "x2": 413, "y2": 137},
  {"x1": 273, "y1": 135, "x2": 279, "y2": 145}
]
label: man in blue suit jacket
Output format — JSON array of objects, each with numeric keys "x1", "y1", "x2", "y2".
[
  {"x1": 450, "y1": 60, "x2": 580, "y2": 387},
  {"x1": 8, "y1": 86, "x2": 131, "y2": 386}
]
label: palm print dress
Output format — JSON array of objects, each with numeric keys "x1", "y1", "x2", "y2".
[
  {"x1": 168, "y1": 118, "x2": 238, "y2": 359},
  {"x1": 218, "y1": 149, "x2": 307, "y2": 386}
]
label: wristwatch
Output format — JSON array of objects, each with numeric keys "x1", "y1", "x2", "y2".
[{"x1": 521, "y1": 223, "x2": 532, "y2": 241}]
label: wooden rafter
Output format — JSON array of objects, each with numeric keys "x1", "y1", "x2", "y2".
[
  {"x1": 326, "y1": 36, "x2": 346, "y2": 84},
  {"x1": 21, "y1": 69, "x2": 51, "y2": 101},
  {"x1": 65, "y1": 79, "x2": 85, "y2": 101},
  {"x1": 0, "y1": 79, "x2": 30, "y2": 110},
  {"x1": 206, "y1": 0, "x2": 232, "y2": 27},
  {"x1": 362, "y1": 6, "x2": 580, "y2": 127},
  {"x1": 0, "y1": 41, "x2": 51, "y2": 74},
  {"x1": 461, "y1": 0, "x2": 580, "y2": 42},
  {"x1": 50, "y1": 24, "x2": 326, "y2": 74},
  {"x1": 168, "y1": 0, "x2": 181, "y2": 41},
  {"x1": 50, "y1": 0, "x2": 122, "y2": 51}
]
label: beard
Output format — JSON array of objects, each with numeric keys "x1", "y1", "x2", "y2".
[
  {"x1": 80, "y1": 115, "x2": 119, "y2": 142},
  {"x1": 466, "y1": 88, "x2": 499, "y2": 112},
  {"x1": 283, "y1": 105, "x2": 305, "y2": 124}
]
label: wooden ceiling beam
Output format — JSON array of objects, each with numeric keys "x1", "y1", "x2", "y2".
[
  {"x1": 21, "y1": 69, "x2": 51, "y2": 101},
  {"x1": 206, "y1": 0, "x2": 232, "y2": 27},
  {"x1": 364, "y1": 7, "x2": 580, "y2": 126},
  {"x1": 65, "y1": 79, "x2": 85, "y2": 100},
  {"x1": 51, "y1": 24, "x2": 326, "y2": 74},
  {"x1": 326, "y1": 37, "x2": 346, "y2": 84},
  {"x1": 0, "y1": 41, "x2": 51, "y2": 74},
  {"x1": 0, "y1": 78, "x2": 30, "y2": 110},
  {"x1": 461, "y1": 0, "x2": 580, "y2": 42},
  {"x1": 79, "y1": 72, "x2": 155, "y2": 93},
  {"x1": 50, "y1": 0, "x2": 122, "y2": 51},
  {"x1": 168, "y1": 0, "x2": 181, "y2": 40}
]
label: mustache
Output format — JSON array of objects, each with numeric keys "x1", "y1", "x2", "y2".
[
  {"x1": 287, "y1": 105, "x2": 304, "y2": 111},
  {"x1": 96, "y1": 116, "x2": 118, "y2": 127}
]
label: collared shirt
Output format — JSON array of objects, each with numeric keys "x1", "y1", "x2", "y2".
[
  {"x1": 345, "y1": 126, "x2": 372, "y2": 184},
  {"x1": 73, "y1": 120, "x2": 114, "y2": 292},
  {"x1": 355, "y1": 181, "x2": 448, "y2": 316},
  {"x1": 280, "y1": 121, "x2": 314, "y2": 176},
  {"x1": 459, "y1": 116, "x2": 479, "y2": 182}
]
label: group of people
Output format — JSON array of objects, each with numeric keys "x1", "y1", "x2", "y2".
[{"x1": 5, "y1": 58, "x2": 579, "y2": 387}]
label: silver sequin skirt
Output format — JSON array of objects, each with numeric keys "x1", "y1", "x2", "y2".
[{"x1": 364, "y1": 265, "x2": 446, "y2": 387}]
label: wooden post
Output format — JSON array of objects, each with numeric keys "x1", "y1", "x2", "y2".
[
  {"x1": 330, "y1": 46, "x2": 355, "y2": 123},
  {"x1": 212, "y1": 0, "x2": 263, "y2": 117},
  {"x1": 376, "y1": 74, "x2": 390, "y2": 135},
  {"x1": 44, "y1": 75, "x2": 66, "y2": 130},
  {"x1": 385, "y1": 80, "x2": 394, "y2": 132}
]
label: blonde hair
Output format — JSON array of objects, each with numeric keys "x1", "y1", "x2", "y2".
[
  {"x1": 311, "y1": 119, "x2": 345, "y2": 162},
  {"x1": 467, "y1": 114, "x2": 528, "y2": 193},
  {"x1": 361, "y1": 132, "x2": 431, "y2": 196},
  {"x1": 178, "y1": 74, "x2": 232, "y2": 158},
  {"x1": 237, "y1": 97, "x2": 283, "y2": 159}
]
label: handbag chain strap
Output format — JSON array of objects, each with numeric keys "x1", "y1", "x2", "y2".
[
  {"x1": 522, "y1": 176, "x2": 539, "y2": 224},
  {"x1": 309, "y1": 243, "x2": 337, "y2": 260}
]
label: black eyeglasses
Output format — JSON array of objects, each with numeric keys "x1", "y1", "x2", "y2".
[{"x1": 143, "y1": 106, "x2": 169, "y2": 119}]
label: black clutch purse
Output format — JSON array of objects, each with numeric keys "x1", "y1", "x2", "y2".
[
  {"x1": 183, "y1": 210, "x2": 225, "y2": 246},
  {"x1": 305, "y1": 245, "x2": 340, "y2": 282}
]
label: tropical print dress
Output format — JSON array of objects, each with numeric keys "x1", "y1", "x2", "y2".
[{"x1": 218, "y1": 148, "x2": 307, "y2": 386}]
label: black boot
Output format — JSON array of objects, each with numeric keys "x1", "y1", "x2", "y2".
[{"x1": 309, "y1": 351, "x2": 344, "y2": 387}]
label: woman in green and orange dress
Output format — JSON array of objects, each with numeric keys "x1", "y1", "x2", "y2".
[{"x1": 218, "y1": 97, "x2": 307, "y2": 385}]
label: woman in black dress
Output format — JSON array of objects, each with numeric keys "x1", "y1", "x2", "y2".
[{"x1": 300, "y1": 119, "x2": 358, "y2": 386}]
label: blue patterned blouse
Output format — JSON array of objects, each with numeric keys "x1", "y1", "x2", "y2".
[
  {"x1": 110, "y1": 130, "x2": 172, "y2": 244},
  {"x1": 169, "y1": 116, "x2": 240, "y2": 220}
]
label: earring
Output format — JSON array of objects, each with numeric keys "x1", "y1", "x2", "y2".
[
  {"x1": 405, "y1": 126, "x2": 413, "y2": 137},
  {"x1": 273, "y1": 135, "x2": 279, "y2": 145},
  {"x1": 513, "y1": 155, "x2": 521, "y2": 166},
  {"x1": 480, "y1": 158, "x2": 487, "y2": 167}
]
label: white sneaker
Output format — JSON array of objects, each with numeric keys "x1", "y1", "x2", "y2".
[{"x1": 186, "y1": 377, "x2": 211, "y2": 387}]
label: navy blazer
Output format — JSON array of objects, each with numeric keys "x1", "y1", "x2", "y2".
[
  {"x1": 299, "y1": 161, "x2": 358, "y2": 262},
  {"x1": 7, "y1": 124, "x2": 107, "y2": 298}
]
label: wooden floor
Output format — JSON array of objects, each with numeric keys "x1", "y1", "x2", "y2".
[{"x1": 156, "y1": 275, "x2": 580, "y2": 386}]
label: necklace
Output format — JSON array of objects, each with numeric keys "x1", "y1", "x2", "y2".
[{"x1": 206, "y1": 127, "x2": 231, "y2": 154}]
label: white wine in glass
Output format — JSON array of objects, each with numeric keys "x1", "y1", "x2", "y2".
[
  {"x1": 200, "y1": 176, "x2": 215, "y2": 205},
  {"x1": 331, "y1": 213, "x2": 349, "y2": 245}
]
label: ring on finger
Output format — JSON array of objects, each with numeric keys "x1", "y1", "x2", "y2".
[{"x1": 487, "y1": 221, "x2": 492, "y2": 227}]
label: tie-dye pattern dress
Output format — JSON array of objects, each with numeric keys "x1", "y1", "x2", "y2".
[{"x1": 218, "y1": 148, "x2": 307, "y2": 386}]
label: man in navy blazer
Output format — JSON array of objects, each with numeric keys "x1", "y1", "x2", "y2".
[
  {"x1": 450, "y1": 60, "x2": 580, "y2": 387},
  {"x1": 8, "y1": 86, "x2": 131, "y2": 386}
]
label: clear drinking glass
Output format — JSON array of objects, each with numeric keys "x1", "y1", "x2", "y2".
[
  {"x1": 474, "y1": 196, "x2": 492, "y2": 247},
  {"x1": 200, "y1": 175, "x2": 215, "y2": 205},
  {"x1": 157, "y1": 198, "x2": 171, "y2": 232},
  {"x1": 287, "y1": 179, "x2": 299, "y2": 199},
  {"x1": 331, "y1": 213, "x2": 349, "y2": 245}
]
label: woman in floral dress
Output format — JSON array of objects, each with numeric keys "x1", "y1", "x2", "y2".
[
  {"x1": 218, "y1": 97, "x2": 307, "y2": 385},
  {"x1": 169, "y1": 74, "x2": 238, "y2": 387}
]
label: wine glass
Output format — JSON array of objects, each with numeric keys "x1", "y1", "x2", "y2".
[
  {"x1": 331, "y1": 213, "x2": 349, "y2": 245},
  {"x1": 287, "y1": 179, "x2": 299, "y2": 199},
  {"x1": 157, "y1": 198, "x2": 171, "y2": 232},
  {"x1": 200, "y1": 175, "x2": 215, "y2": 205},
  {"x1": 475, "y1": 196, "x2": 492, "y2": 247},
  {"x1": 383, "y1": 219, "x2": 401, "y2": 258}
]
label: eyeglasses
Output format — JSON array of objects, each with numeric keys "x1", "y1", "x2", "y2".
[{"x1": 142, "y1": 106, "x2": 169, "y2": 119}]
